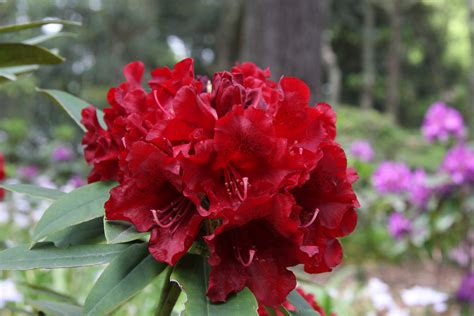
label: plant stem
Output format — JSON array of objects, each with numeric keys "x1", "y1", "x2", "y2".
[{"x1": 155, "y1": 267, "x2": 182, "y2": 316}]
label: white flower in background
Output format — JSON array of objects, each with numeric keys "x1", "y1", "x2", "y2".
[
  {"x1": 34, "y1": 175, "x2": 57, "y2": 189},
  {"x1": 13, "y1": 213, "x2": 30, "y2": 228},
  {"x1": 367, "y1": 278, "x2": 395, "y2": 310},
  {"x1": 0, "y1": 279, "x2": 23, "y2": 308},
  {"x1": 11, "y1": 193, "x2": 30, "y2": 212},
  {"x1": 0, "y1": 202, "x2": 9, "y2": 224},
  {"x1": 32, "y1": 200, "x2": 51, "y2": 222},
  {"x1": 401, "y1": 286, "x2": 448, "y2": 313},
  {"x1": 387, "y1": 307, "x2": 409, "y2": 316},
  {"x1": 61, "y1": 183, "x2": 76, "y2": 193}
]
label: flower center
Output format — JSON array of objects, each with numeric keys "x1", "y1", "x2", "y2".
[
  {"x1": 231, "y1": 232, "x2": 256, "y2": 267},
  {"x1": 223, "y1": 165, "x2": 250, "y2": 202},
  {"x1": 153, "y1": 90, "x2": 173, "y2": 119},
  {"x1": 300, "y1": 208, "x2": 319, "y2": 228},
  {"x1": 150, "y1": 196, "x2": 193, "y2": 233}
]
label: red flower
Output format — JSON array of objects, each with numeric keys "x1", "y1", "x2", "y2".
[
  {"x1": 105, "y1": 141, "x2": 203, "y2": 265},
  {"x1": 206, "y1": 194, "x2": 303, "y2": 307},
  {"x1": 0, "y1": 153, "x2": 5, "y2": 200},
  {"x1": 82, "y1": 59, "x2": 359, "y2": 307},
  {"x1": 292, "y1": 143, "x2": 359, "y2": 273}
]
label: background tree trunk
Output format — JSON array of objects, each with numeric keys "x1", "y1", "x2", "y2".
[
  {"x1": 468, "y1": 0, "x2": 474, "y2": 133},
  {"x1": 361, "y1": 0, "x2": 375, "y2": 110},
  {"x1": 240, "y1": 0, "x2": 324, "y2": 101},
  {"x1": 386, "y1": 0, "x2": 401, "y2": 122}
]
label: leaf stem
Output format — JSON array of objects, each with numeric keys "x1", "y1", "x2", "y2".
[{"x1": 155, "y1": 267, "x2": 181, "y2": 316}]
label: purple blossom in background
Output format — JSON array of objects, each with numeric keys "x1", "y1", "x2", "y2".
[
  {"x1": 421, "y1": 101, "x2": 465, "y2": 143},
  {"x1": 388, "y1": 212, "x2": 412, "y2": 239},
  {"x1": 17, "y1": 165, "x2": 39, "y2": 180},
  {"x1": 409, "y1": 169, "x2": 431, "y2": 209},
  {"x1": 52, "y1": 145, "x2": 74, "y2": 161},
  {"x1": 457, "y1": 272, "x2": 474, "y2": 304},
  {"x1": 372, "y1": 161, "x2": 411, "y2": 193},
  {"x1": 350, "y1": 139, "x2": 374, "y2": 162},
  {"x1": 440, "y1": 144, "x2": 474, "y2": 184}
]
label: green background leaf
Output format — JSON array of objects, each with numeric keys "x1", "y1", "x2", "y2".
[
  {"x1": 84, "y1": 243, "x2": 167, "y2": 315},
  {"x1": 29, "y1": 300, "x2": 82, "y2": 316},
  {"x1": 32, "y1": 181, "x2": 115, "y2": 243},
  {"x1": 104, "y1": 220, "x2": 148, "y2": 244},
  {"x1": 286, "y1": 290, "x2": 320, "y2": 316},
  {"x1": 0, "y1": 43, "x2": 64, "y2": 67},
  {"x1": 171, "y1": 254, "x2": 258, "y2": 316},
  {"x1": 1, "y1": 183, "x2": 65, "y2": 201},
  {"x1": 38, "y1": 88, "x2": 106, "y2": 131},
  {"x1": 0, "y1": 19, "x2": 80, "y2": 34},
  {"x1": 0, "y1": 243, "x2": 129, "y2": 270},
  {"x1": 46, "y1": 217, "x2": 105, "y2": 248}
]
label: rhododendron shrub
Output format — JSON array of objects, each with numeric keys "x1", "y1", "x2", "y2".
[{"x1": 0, "y1": 58, "x2": 358, "y2": 315}]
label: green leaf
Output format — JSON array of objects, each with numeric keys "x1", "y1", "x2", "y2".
[
  {"x1": 0, "y1": 20, "x2": 80, "y2": 34},
  {"x1": 32, "y1": 181, "x2": 115, "y2": 244},
  {"x1": 18, "y1": 282, "x2": 79, "y2": 304},
  {"x1": 171, "y1": 254, "x2": 258, "y2": 316},
  {"x1": 0, "y1": 65, "x2": 39, "y2": 83},
  {"x1": 0, "y1": 43, "x2": 64, "y2": 67},
  {"x1": 0, "y1": 243, "x2": 129, "y2": 270},
  {"x1": 286, "y1": 290, "x2": 320, "y2": 316},
  {"x1": 29, "y1": 299, "x2": 82, "y2": 316},
  {"x1": 23, "y1": 32, "x2": 76, "y2": 45},
  {"x1": 47, "y1": 217, "x2": 105, "y2": 248},
  {"x1": 84, "y1": 243, "x2": 167, "y2": 315},
  {"x1": 37, "y1": 88, "x2": 106, "y2": 131},
  {"x1": 104, "y1": 220, "x2": 148, "y2": 244},
  {"x1": 1, "y1": 183, "x2": 65, "y2": 201}
]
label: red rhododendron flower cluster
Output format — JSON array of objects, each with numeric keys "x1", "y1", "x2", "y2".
[
  {"x1": 258, "y1": 288, "x2": 331, "y2": 316},
  {"x1": 0, "y1": 153, "x2": 5, "y2": 200},
  {"x1": 81, "y1": 59, "x2": 359, "y2": 307}
]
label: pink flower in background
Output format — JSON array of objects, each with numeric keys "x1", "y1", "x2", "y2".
[
  {"x1": 421, "y1": 102, "x2": 465, "y2": 143},
  {"x1": 440, "y1": 144, "x2": 474, "y2": 184},
  {"x1": 52, "y1": 145, "x2": 74, "y2": 161},
  {"x1": 409, "y1": 169, "x2": 431, "y2": 209},
  {"x1": 372, "y1": 161, "x2": 411, "y2": 193},
  {"x1": 17, "y1": 165, "x2": 39, "y2": 180},
  {"x1": 69, "y1": 175, "x2": 85, "y2": 188},
  {"x1": 388, "y1": 212, "x2": 412, "y2": 239},
  {"x1": 350, "y1": 139, "x2": 374, "y2": 162},
  {"x1": 457, "y1": 272, "x2": 474, "y2": 304}
]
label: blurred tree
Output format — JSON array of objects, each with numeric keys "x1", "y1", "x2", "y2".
[
  {"x1": 386, "y1": 0, "x2": 401, "y2": 122},
  {"x1": 240, "y1": 0, "x2": 324, "y2": 100},
  {"x1": 360, "y1": 0, "x2": 375, "y2": 110}
]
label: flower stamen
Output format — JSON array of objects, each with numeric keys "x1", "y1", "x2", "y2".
[
  {"x1": 300, "y1": 208, "x2": 319, "y2": 228},
  {"x1": 153, "y1": 90, "x2": 173, "y2": 119},
  {"x1": 224, "y1": 166, "x2": 250, "y2": 202}
]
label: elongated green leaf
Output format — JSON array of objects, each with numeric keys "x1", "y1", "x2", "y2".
[
  {"x1": 32, "y1": 181, "x2": 115, "y2": 243},
  {"x1": 23, "y1": 32, "x2": 76, "y2": 45},
  {"x1": 0, "y1": 43, "x2": 64, "y2": 67},
  {"x1": 0, "y1": 20, "x2": 80, "y2": 34},
  {"x1": 84, "y1": 243, "x2": 167, "y2": 315},
  {"x1": 38, "y1": 88, "x2": 106, "y2": 131},
  {"x1": 286, "y1": 290, "x2": 320, "y2": 316},
  {"x1": 104, "y1": 220, "x2": 148, "y2": 244},
  {"x1": 1, "y1": 183, "x2": 65, "y2": 201},
  {"x1": 0, "y1": 243, "x2": 129, "y2": 270},
  {"x1": 47, "y1": 217, "x2": 105, "y2": 248},
  {"x1": 0, "y1": 65, "x2": 39, "y2": 83},
  {"x1": 29, "y1": 300, "x2": 82, "y2": 316},
  {"x1": 19, "y1": 282, "x2": 79, "y2": 304},
  {"x1": 171, "y1": 254, "x2": 258, "y2": 316}
]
